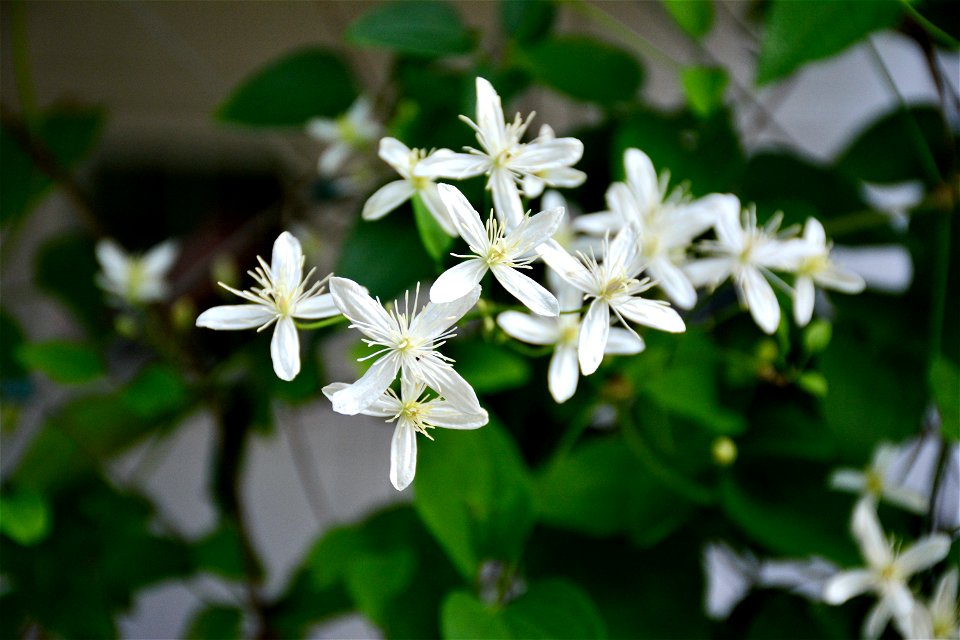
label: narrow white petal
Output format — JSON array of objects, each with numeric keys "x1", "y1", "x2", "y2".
[
  {"x1": 497, "y1": 311, "x2": 559, "y2": 345},
  {"x1": 329, "y1": 277, "x2": 394, "y2": 337},
  {"x1": 896, "y1": 535, "x2": 951, "y2": 577},
  {"x1": 649, "y1": 257, "x2": 697, "y2": 310},
  {"x1": 426, "y1": 402, "x2": 488, "y2": 429},
  {"x1": 703, "y1": 543, "x2": 757, "y2": 620},
  {"x1": 685, "y1": 257, "x2": 733, "y2": 288},
  {"x1": 329, "y1": 354, "x2": 400, "y2": 415},
  {"x1": 491, "y1": 168, "x2": 524, "y2": 230},
  {"x1": 931, "y1": 568, "x2": 958, "y2": 618},
  {"x1": 578, "y1": 300, "x2": 610, "y2": 375},
  {"x1": 737, "y1": 268, "x2": 780, "y2": 335},
  {"x1": 606, "y1": 182, "x2": 642, "y2": 224},
  {"x1": 674, "y1": 193, "x2": 738, "y2": 240},
  {"x1": 493, "y1": 265, "x2": 560, "y2": 317},
  {"x1": 419, "y1": 183, "x2": 458, "y2": 236},
  {"x1": 883, "y1": 485, "x2": 928, "y2": 514},
  {"x1": 522, "y1": 173, "x2": 545, "y2": 199},
  {"x1": 390, "y1": 420, "x2": 418, "y2": 491},
  {"x1": 883, "y1": 582, "x2": 916, "y2": 620},
  {"x1": 511, "y1": 137, "x2": 583, "y2": 171},
  {"x1": 438, "y1": 184, "x2": 488, "y2": 250},
  {"x1": 306, "y1": 117, "x2": 337, "y2": 142},
  {"x1": 623, "y1": 148, "x2": 660, "y2": 215},
  {"x1": 294, "y1": 293, "x2": 339, "y2": 320},
  {"x1": 271, "y1": 316, "x2": 300, "y2": 381},
  {"x1": 616, "y1": 298, "x2": 686, "y2": 333},
  {"x1": 863, "y1": 601, "x2": 893, "y2": 640},
  {"x1": 416, "y1": 355, "x2": 482, "y2": 412},
  {"x1": 378, "y1": 137, "x2": 411, "y2": 174},
  {"x1": 714, "y1": 203, "x2": 745, "y2": 251},
  {"x1": 430, "y1": 260, "x2": 488, "y2": 303},
  {"x1": 96, "y1": 239, "x2": 129, "y2": 282},
  {"x1": 322, "y1": 382, "x2": 399, "y2": 417},
  {"x1": 829, "y1": 469, "x2": 867, "y2": 493},
  {"x1": 572, "y1": 211, "x2": 625, "y2": 236},
  {"x1": 141, "y1": 241, "x2": 179, "y2": 278},
  {"x1": 822, "y1": 569, "x2": 875, "y2": 604},
  {"x1": 794, "y1": 276, "x2": 816, "y2": 326},
  {"x1": 804, "y1": 217, "x2": 827, "y2": 246},
  {"x1": 415, "y1": 152, "x2": 489, "y2": 179},
  {"x1": 606, "y1": 226, "x2": 639, "y2": 272},
  {"x1": 538, "y1": 239, "x2": 594, "y2": 293},
  {"x1": 475, "y1": 77, "x2": 506, "y2": 153},
  {"x1": 362, "y1": 180, "x2": 415, "y2": 220},
  {"x1": 604, "y1": 328, "x2": 645, "y2": 355},
  {"x1": 815, "y1": 265, "x2": 866, "y2": 294},
  {"x1": 318, "y1": 143, "x2": 351, "y2": 177},
  {"x1": 507, "y1": 206, "x2": 564, "y2": 252},
  {"x1": 539, "y1": 166, "x2": 586, "y2": 188},
  {"x1": 272, "y1": 232, "x2": 303, "y2": 292},
  {"x1": 852, "y1": 499, "x2": 892, "y2": 569},
  {"x1": 196, "y1": 305, "x2": 275, "y2": 330},
  {"x1": 548, "y1": 345, "x2": 579, "y2": 403},
  {"x1": 411, "y1": 285, "x2": 481, "y2": 341}
]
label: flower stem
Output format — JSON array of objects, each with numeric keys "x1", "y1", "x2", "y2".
[{"x1": 295, "y1": 315, "x2": 348, "y2": 331}]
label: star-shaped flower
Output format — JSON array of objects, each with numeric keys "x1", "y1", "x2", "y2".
[
  {"x1": 96, "y1": 238, "x2": 178, "y2": 305},
  {"x1": 431, "y1": 184, "x2": 562, "y2": 317},
  {"x1": 793, "y1": 217, "x2": 866, "y2": 326},
  {"x1": 196, "y1": 231, "x2": 337, "y2": 381},
  {"x1": 907, "y1": 568, "x2": 959, "y2": 640},
  {"x1": 323, "y1": 277, "x2": 481, "y2": 416},
  {"x1": 830, "y1": 441, "x2": 928, "y2": 514},
  {"x1": 324, "y1": 373, "x2": 488, "y2": 490},
  {"x1": 307, "y1": 96, "x2": 382, "y2": 177}
]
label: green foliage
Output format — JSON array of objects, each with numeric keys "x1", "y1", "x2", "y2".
[
  {"x1": 661, "y1": 0, "x2": 714, "y2": 39},
  {"x1": 501, "y1": 0, "x2": 555, "y2": 44},
  {"x1": 445, "y1": 340, "x2": 532, "y2": 394},
  {"x1": 120, "y1": 364, "x2": 190, "y2": 419},
  {"x1": 519, "y1": 36, "x2": 643, "y2": 105},
  {"x1": 0, "y1": 486, "x2": 51, "y2": 546},
  {"x1": 35, "y1": 232, "x2": 108, "y2": 336},
  {"x1": 192, "y1": 521, "x2": 248, "y2": 580},
  {"x1": 931, "y1": 356, "x2": 959, "y2": 440},
  {"x1": 412, "y1": 192, "x2": 455, "y2": 262},
  {"x1": 185, "y1": 606, "x2": 244, "y2": 640},
  {"x1": 217, "y1": 48, "x2": 356, "y2": 126},
  {"x1": 346, "y1": 1, "x2": 473, "y2": 58},
  {"x1": 756, "y1": 0, "x2": 903, "y2": 85},
  {"x1": 415, "y1": 417, "x2": 535, "y2": 578},
  {"x1": 680, "y1": 65, "x2": 729, "y2": 118},
  {"x1": 441, "y1": 578, "x2": 607, "y2": 639},
  {"x1": 17, "y1": 340, "x2": 103, "y2": 384}
]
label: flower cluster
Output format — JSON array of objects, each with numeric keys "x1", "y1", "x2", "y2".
[{"x1": 95, "y1": 238, "x2": 179, "y2": 306}]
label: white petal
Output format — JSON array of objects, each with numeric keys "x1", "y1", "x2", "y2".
[
  {"x1": 329, "y1": 277, "x2": 394, "y2": 337},
  {"x1": 271, "y1": 316, "x2": 300, "y2": 381},
  {"x1": 507, "y1": 206, "x2": 563, "y2": 253},
  {"x1": 496, "y1": 311, "x2": 559, "y2": 345},
  {"x1": 196, "y1": 304, "x2": 274, "y2": 330},
  {"x1": 737, "y1": 267, "x2": 780, "y2": 335},
  {"x1": 815, "y1": 265, "x2": 866, "y2": 294},
  {"x1": 475, "y1": 77, "x2": 506, "y2": 153},
  {"x1": 522, "y1": 173, "x2": 545, "y2": 199},
  {"x1": 578, "y1": 300, "x2": 610, "y2": 375},
  {"x1": 616, "y1": 298, "x2": 685, "y2": 333},
  {"x1": 572, "y1": 211, "x2": 625, "y2": 236},
  {"x1": 648, "y1": 257, "x2": 697, "y2": 310},
  {"x1": 883, "y1": 485, "x2": 928, "y2": 514},
  {"x1": 305, "y1": 117, "x2": 337, "y2": 142},
  {"x1": 411, "y1": 285, "x2": 481, "y2": 341},
  {"x1": 623, "y1": 148, "x2": 660, "y2": 215},
  {"x1": 823, "y1": 569, "x2": 875, "y2": 604},
  {"x1": 674, "y1": 193, "x2": 738, "y2": 240},
  {"x1": 362, "y1": 180, "x2": 415, "y2": 220},
  {"x1": 685, "y1": 257, "x2": 732, "y2": 288},
  {"x1": 425, "y1": 402, "x2": 488, "y2": 429},
  {"x1": 415, "y1": 355, "x2": 481, "y2": 412},
  {"x1": 548, "y1": 345, "x2": 579, "y2": 403},
  {"x1": 96, "y1": 239, "x2": 128, "y2": 282},
  {"x1": 415, "y1": 152, "x2": 489, "y2": 179},
  {"x1": 931, "y1": 568, "x2": 958, "y2": 618},
  {"x1": 321, "y1": 382, "x2": 398, "y2": 417},
  {"x1": 703, "y1": 543, "x2": 757, "y2": 620},
  {"x1": 896, "y1": 535, "x2": 951, "y2": 577},
  {"x1": 329, "y1": 354, "x2": 400, "y2": 415},
  {"x1": 863, "y1": 601, "x2": 893, "y2": 640},
  {"x1": 430, "y1": 259, "x2": 488, "y2": 303},
  {"x1": 538, "y1": 239, "x2": 594, "y2": 293},
  {"x1": 272, "y1": 232, "x2": 303, "y2": 292},
  {"x1": 390, "y1": 420, "x2": 418, "y2": 491},
  {"x1": 378, "y1": 137, "x2": 411, "y2": 174},
  {"x1": 794, "y1": 276, "x2": 815, "y2": 326},
  {"x1": 606, "y1": 182, "x2": 642, "y2": 225},
  {"x1": 606, "y1": 226, "x2": 639, "y2": 273},
  {"x1": 882, "y1": 582, "x2": 916, "y2": 620},
  {"x1": 492, "y1": 265, "x2": 560, "y2": 316},
  {"x1": 419, "y1": 183, "x2": 458, "y2": 236},
  {"x1": 713, "y1": 202, "x2": 745, "y2": 251},
  {"x1": 491, "y1": 168, "x2": 524, "y2": 230},
  {"x1": 438, "y1": 184, "x2": 487, "y2": 250},
  {"x1": 852, "y1": 499, "x2": 892, "y2": 569},
  {"x1": 293, "y1": 292, "x2": 339, "y2": 319},
  {"x1": 829, "y1": 469, "x2": 867, "y2": 493},
  {"x1": 318, "y1": 143, "x2": 351, "y2": 177},
  {"x1": 511, "y1": 137, "x2": 584, "y2": 172},
  {"x1": 604, "y1": 328, "x2": 645, "y2": 355},
  {"x1": 141, "y1": 241, "x2": 179, "y2": 278},
  {"x1": 803, "y1": 217, "x2": 826, "y2": 246},
  {"x1": 539, "y1": 166, "x2": 587, "y2": 189}
]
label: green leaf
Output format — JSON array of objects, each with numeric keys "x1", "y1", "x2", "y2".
[
  {"x1": 803, "y1": 319, "x2": 833, "y2": 355},
  {"x1": 661, "y1": 0, "x2": 714, "y2": 39},
  {"x1": 501, "y1": 0, "x2": 555, "y2": 44},
  {"x1": 346, "y1": 1, "x2": 473, "y2": 58},
  {"x1": 35, "y1": 232, "x2": 107, "y2": 336},
  {"x1": 521, "y1": 36, "x2": 643, "y2": 105},
  {"x1": 441, "y1": 578, "x2": 607, "y2": 639},
  {"x1": 412, "y1": 192, "x2": 454, "y2": 262},
  {"x1": 932, "y1": 356, "x2": 959, "y2": 440},
  {"x1": 185, "y1": 606, "x2": 243, "y2": 640},
  {"x1": 192, "y1": 522, "x2": 248, "y2": 580},
  {"x1": 120, "y1": 364, "x2": 189, "y2": 419},
  {"x1": 445, "y1": 340, "x2": 531, "y2": 394},
  {"x1": 680, "y1": 65, "x2": 728, "y2": 118},
  {"x1": 217, "y1": 48, "x2": 356, "y2": 126},
  {"x1": 756, "y1": 0, "x2": 903, "y2": 85},
  {"x1": 796, "y1": 370, "x2": 829, "y2": 397},
  {"x1": 414, "y1": 417, "x2": 534, "y2": 578},
  {"x1": 17, "y1": 340, "x2": 103, "y2": 384},
  {"x1": 0, "y1": 487, "x2": 51, "y2": 546}
]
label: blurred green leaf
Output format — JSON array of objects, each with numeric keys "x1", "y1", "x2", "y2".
[
  {"x1": 17, "y1": 340, "x2": 103, "y2": 384},
  {"x1": 501, "y1": 0, "x2": 555, "y2": 44},
  {"x1": 217, "y1": 48, "x2": 356, "y2": 126},
  {"x1": 441, "y1": 578, "x2": 606, "y2": 639},
  {"x1": 413, "y1": 192, "x2": 454, "y2": 262},
  {"x1": 662, "y1": 0, "x2": 714, "y2": 39},
  {"x1": 36, "y1": 232, "x2": 108, "y2": 336},
  {"x1": 932, "y1": 356, "x2": 959, "y2": 440},
  {"x1": 446, "y1": 340, "x2": 532, "y2": 394},
  {"x1": 0, "y1": 486, "x2": 51, "y2": 546},
  {"x1": 803, "y1": 319, "x2": 833, "y2": 355},
  {"x1": 192, "y1": 522, "x2": 248, "y2": 580},
  {"x1": 680, "y1": 65, "x2": 728, "y2": 118},
  {"x1": 346, "y1": 1, "x2": 473, "y2": 57},
  {"x1": 520, "y1": 36, "x2": 643, "y2": 105},
  {"x1": 120, "y1": 364, "x2": 189, "y2": 419},
  {"x1": 0, "y1": 107, "x2": 104, "y2": 228},
  {"x1": 797, "y1": 370, "x2": 829, "y2": 397},
  {"x1": 756, "y1": 0, "x2": 902, "y2": 85},
  {"x1": 267, "y1": 569, "x2": 352, "y2": 638},
  {"x1": 185, "y1": 606, "x2": 243, "y2": 640},
  {"x1": 415, "y1": 417, "x2": 534, "y2": 578}
]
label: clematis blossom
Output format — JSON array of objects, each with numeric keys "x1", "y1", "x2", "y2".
[
  {"x1": 792, "y1": 217, "x2": 866, "y2": 326},
  {"x1": 195, "y1": 231, "x2": 338, "y2": 381},
  {"x1": 96, "y1": 238, "x2": 178, "y2": 305},
  {"x1": 307, "y1": 97, "x2": 382, "y2": 177},
  {"x1": 829, "y1": 441, "x2": 928, "y2": 514}
]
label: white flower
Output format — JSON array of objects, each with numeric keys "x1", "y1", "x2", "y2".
[
  {"x1": 823, "y1": 499, "x2": 951, "y2": 639},
  {"x1": 702, "y1": 542, "x2": 759, "y2": 620},
  {"x1": 361, "y1": 137, "x2": 457, "y2": 235},
  {"x1": 415, "y1": 77, "x2": 584, "y2": 230},
  {"x1": 323, "y1": 277, "x2": 481, "y2": 416},
  {"x1": 685, "y1": 204, "x2": 813, "y2": 334},
  {"x1": 520, "y1": 125, "x2": 587, "y2": 199},
  {"x1": 324, "y1": 374, "x2": 488, "y2": 491},
  {"x1": 757, "y1": 556, "x2": 839, "y2": 601},
  {"x1": 96, "y1": 238, "x2": 178, "y2": 305},
  {"x1": 307, "y1": 97, "x2": 382, "y2": 177},
  {"x1": 908, "y1": 568, "x2": 959, "y2": 640},
  {"x1": 793, "y1": 217, "x2": 866, "y2": 326},
  {"x1": 830, "y1": 441, "x2": 929, "y2": 514},
  {"x1": 539, "y1": 227, "x2": 685, "y2": 375},
  {"x1": 431, "y1": 183, "x2": 562, "y2": 317},
  {"x1": 195, "y1": 231, "x2": 337, "y2": 381}
]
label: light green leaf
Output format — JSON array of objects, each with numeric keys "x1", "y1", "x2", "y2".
[
  {"x1": 184, "y1": 606, "x2": 244, "y2": 640},
  {"x1": 192, "y1": 522, "x2": 250, "y2": 580},
  {"x1": 661, "y1": 0, "x2": 714, "y2": 39},
  {"x1": 445, "y1": 340, "x2": 531, "y2": 394},
  {"x1": 680, "y1": 65, "x2": 728, "y2": 118},
  {"x1": 756, "y1": 0, "x2": 903, "y2": 86},
  {"x1": 521, "y1": 36, "x2": 643, "y2": 105},
  {"x1": 346, "y1": 1, "x2": 473, "y2": 58},
  {"x1": 803, "y1": 319, "x2": 833, "y2": 355},
  {"x1": 797, "y1": 370, "x2": 829, "y2": 397},
  {"x1": 217, "y1": 48, "x2": 356, "y2": 126},
  {"x1": 0, "y1": 487, "x2": 51, "y2": 546},
  {"x1": 17, "y1": 340, "x2": 103, "y2": 384},
  {"x1": 412, "y1": 192, "x2": 454, "y2": 262},
  {"x1": 414, "y1": 417, "x2": 534, "y2": 578}
]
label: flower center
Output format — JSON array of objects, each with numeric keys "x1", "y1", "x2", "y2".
[
  {"x1": 400, "y1": 400, "x2": 432, "y2": 435},
  {"x1": 797, "y1": 253, "x2": 829, "y2": 276},
  {"x1": 865, "y1": 470, "x2": 884, "y2": 496},
  {"x1": 559, "y1": 320, "x2": 579, "y2": 346},
  {"x1": 125, "y1": 259, "x2": 147, "y2": 300}
]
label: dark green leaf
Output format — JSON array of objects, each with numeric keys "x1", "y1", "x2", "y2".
[
  {"x1": 185, "y1": 606, "x2": 243, "y2": 640},
  {"x1": 17, "y1": 340, "x2": 103, "y2": 384},
  {"x1": 756, "y1": 0, "x2": 903, "y2": 85},
  {"x1": 217, "y1": 48, "x2": 356, "y2": 126},
  {"x1": 445, "y1": 340, "x2": 531, "y2": 394},
  {"x1": 662, "y1": 0, "x2": 714, "y2": 39},
  {"x1": 415, "y1": 417, "x2": 534, "y2": 578},
  {"x1": 35, "y1": 232, "x2": 109, "y2": 336},
  {"x1": 0, "y1": 486, "x2": 51, "y2": 546},
  {"x1": 521, "y1": 36, "x2": 643, "y2": 105},
  {"x1": 501, "y1": 0, "x2": 555, "y2": 44},
  {"x1": 931, "y1": 356, "x2": 958, "y2": 440},
  {"x1": 192, "y1": 522, "x2": 248, "y2": 580},
  {"x1": 120, "y1": 364, "x2": 189, "y2": 419},
  {"x1": 680, "y1": 65, "x2": 728, "y2": 118},
  {"x1": 413, "y1": 192, "x2": 455, "y2": 262},
  {"x1": 346, "y1": 1, "x2": 473, "y2": 58}
]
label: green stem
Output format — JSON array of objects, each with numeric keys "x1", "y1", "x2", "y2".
[
  {"x1": 564, "y1": 0, "x2": 683, "y2": 70},
  {"x1": 295, "y1": 315, "x2": 348, "y2": 330},
  {"x1": 900, "y1": 0, "x2": 960, "y2": 50}
]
